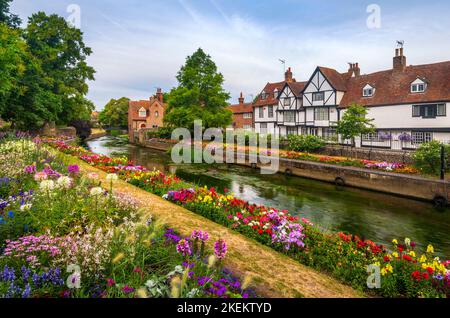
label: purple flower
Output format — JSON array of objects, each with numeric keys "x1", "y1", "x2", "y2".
[
  {"x1": 191, "y1": 230, "x2": 209, "y2": 242},
  {"x1": 214, "y1": 239, "x2": 228, "y2": 260},
  {"x1": 122, "y1": 285, "x2": 135, "y2": 294},
  {"x1": 24, "y1": 165, "x2": 37, "y2": 174},
  {"x1": 176, "y1": 239, "x2": 192, "y2": 257},
  {"x1": 164, "y1": 228, "x2": 181, "y2": 244},
  {"x1": 22, "y1": 284, "x2": 31, "y2": 298},
  {"x1": 182, "y1": 262, "x2": 195, "y2": 269},
  {"x1": 68, "y1": 165, "x2": 80, "y2": 175}
]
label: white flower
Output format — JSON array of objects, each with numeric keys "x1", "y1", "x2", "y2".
[
  {"x1": 20, "y1": 204, "x2": 32, "y2": 211},
  {"x1": 86, "y1": 172, "x2": 99, "y2": 180},
  {"x1": 40, "y1": 180, "x2": 55, "y2": 192},
  {"x1": 90, "y1": 187, "x2": 103, "y2": 197},
  {"x1": 57, "y1": 176, "x2": 73, "y2": 190},
  {"x1": 404, "y1": 238, "x2": 411, "y2": 246},
  {"x1": 106, "y1": 173, "x2": 118, "y2": 182}
]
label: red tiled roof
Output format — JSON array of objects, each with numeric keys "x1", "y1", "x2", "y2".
[
  {"x1": 253, "y1": 81, "x2": 287, "y2": 107},
  {"x1": 285, "y1": 81, "x2": 308, "y2": 97},
  {"x1": 227, "y1": 103, "x2": 253, "y2": 114},
  {"x1": 340, "y1": 61, "x2": 450, "y2": 108},
  {"x1": 318, "y1": 67, "x2": 350, "y2": 91},
  {"x1": 129, "y1": 98, "x2": 166, "y2": 120}
]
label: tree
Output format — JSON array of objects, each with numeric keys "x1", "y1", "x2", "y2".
[
  {"x1": 413, "y1": 141, "x2": 450, "y2": 175},
  {"x1": 164, "y1": 48, "x2": 232, "y2": 130},
  {"x1": 24, "y1": 12, "x2": 96, "y2": 125},
  {"x1": 99, "y1": 97, "x2": 130, "y2": 128},
  {"x1": 337, "y1": 103, "x2": 375, "y2": 147},
  {"x1": 0, "y1": 0, "x2": 21, "y2": 28}
]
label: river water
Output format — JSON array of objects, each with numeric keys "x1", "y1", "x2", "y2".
[{"x1": 87, "y1": 136, "x2": 450, "y2": 257}]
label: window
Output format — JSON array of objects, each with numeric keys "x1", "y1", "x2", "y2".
[
  {"x1": 268, "y1": 106, "x2": 274, "y2": 118},
  {"x1": 259, "y1": 107, "x2": 264, "y2": 118},
  {"x1": 412, "y1": 104, "x2": 446, "y2": 118},
  {"x1": 411, "y1": 83, "x2": 426, "y2": 93},
  {"x1": 139, "y1": 107, "x2": 147, "y2": 118},
  {"x1": 261, "y1": 92, "x2": 267, "y2": 100},
  {"x1": 274, "y1": 89, "x2": 278, "y2": 99},
  {"x1": 260, "y1": 123, "x2": 267, "y2": 134},
  {"x1": 287, "y1": 127, "x2": 297, "y2": 135},
  {"x1": 412, "y1": 132, "x2": 433, "y2": 145},
  {"x1": 314, "y1": 107, "x2": 329, "y2": 121},
  {"x1": 243, "y1": 124, "x2": 252, "y2": 130},
  {"x1": 284, "y1": 111, "x2": 295, "y2": 123},
  {"x1": 312, "y1": 92, "x2": 325, "y2": 102},
  {"x1": 322, "y1": 128, "x2": 337, "y2": 140},
  {"x1": 283, "y1": 98, "x2": 291, "y2": 106},
  {"x1": 363, "y1": 87, "x2": 374, "y2": 97},
  {"x1": 243, "y1": 113, "x2": 252, "y2": 119},
  {"x1": 155, "y1": 111, "x2": 159, "y2": 118}
]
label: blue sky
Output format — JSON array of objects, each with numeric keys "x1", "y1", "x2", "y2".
[{"x1": 10, "y1": 0, "x2": 450, "y2": 110}]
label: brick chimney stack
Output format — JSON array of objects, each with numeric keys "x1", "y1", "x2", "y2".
[
  {"x1": 238, "y1": 92, "x2": 245, "y2": 104},
  {"x1": 156, "y1": 88, "x2": 163, "y2": 102},
  {"x1": 393, "y1": 48, "x2": 406, "y2": 72},
  {"x1": 285, "y1": 67, "x2": 293, "y2": 83},
  {"x1": 348, "y1": 63, "x2": 361, "y2": 77}
]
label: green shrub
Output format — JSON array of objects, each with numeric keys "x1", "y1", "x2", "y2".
[
  {"x1": 412, "y1": 140, "x2": 450, "y2": 175},
  {"x1": 286, "y1": 134, "x2": 325, "y2": 153}
]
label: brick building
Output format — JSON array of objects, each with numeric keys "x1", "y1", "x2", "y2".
[
  {"x1": 227, "y1": 92, "x2": 253, "y2": 130},
  {"x1": 128, "y1": 88, "x2": 166, "y2": 142}
]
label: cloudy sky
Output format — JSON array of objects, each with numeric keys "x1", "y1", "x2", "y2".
[{"x1": 11, "y1": 0, "x2": 450, "y2": 110}]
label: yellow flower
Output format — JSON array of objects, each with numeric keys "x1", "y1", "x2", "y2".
[
  {"x1": 427, "y1": 244, "x2": 434, "y2": 254},
  {"x1": 386, "y1": 264, "x2": 393, "y2": 273},
  {"x1": 419, "y1": 255, "x2": 427, "y2": 263},
  {"x1": 409, "y1": 251, "x2": 416, "y2": 258},
  {"x1": 381, "y1": 268, "x2": 387, "y2": 276},
  {"x1": 392, "y1": 252, "x2": 399, "y2": 258},
  {"x1": 392, "y1": 239, "x2": 398, "y2": 245}
]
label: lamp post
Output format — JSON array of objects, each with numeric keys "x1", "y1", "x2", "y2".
[{"x1": 441, "y1": 145, "x2": 446, "y2": 180}]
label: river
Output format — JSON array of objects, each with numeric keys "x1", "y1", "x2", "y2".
[{"x1": 87, "y1": 136, "x2": 450, "y2": 257}]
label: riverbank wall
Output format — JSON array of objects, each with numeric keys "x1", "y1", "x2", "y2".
[{"x1": 134, "y1": 140, "x2": 449, "y2": 205}]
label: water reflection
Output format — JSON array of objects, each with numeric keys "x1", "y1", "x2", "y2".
[{"x1": 87, "y1": 136, "x2": 450, "y2": 257}]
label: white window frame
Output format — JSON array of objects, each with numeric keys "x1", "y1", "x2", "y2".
[
  {"x1": 412, "y1": 132, "x2": 433, "y2": 145},
  {"x1": 312, "y1": 92, "x2": 325, "y2": 102},
  {"x1": 363, "y1": 85, "x2": 374, "y2": 97},
  {"x1": 314, "y1": 107, "x2": 329, "y2": 121},
  {"x1": 243, "y1": 113, "x2": 252, "y2": 119},
  {"x1": 411, "y1": 83, "x2": 426, "y2": 93},
  {"x1": 268, "y1": 106, "x2": 274, "y2": 118},
  {"x1": 259, "y1": 107, "x2": 264, "y2": 118},
  {"x1": 283, "y1": 98, "x2": 291, "y2": 106},
  {"x1": 138, "y1": 107, "x2": 147, "y2": 118},
  {"x1": 284, "y1": 111, "x2": 295, "y2": 123}
]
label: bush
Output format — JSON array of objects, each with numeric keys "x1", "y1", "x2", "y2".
[
  {"x1": 412, "y1": 141, "x2": 450, "y2": 175},
  {"x1": 286, "y1": 134, "x2": 325, "y2": 153},
  {"x1": 147, "y1": 127, "x2": 173, "y2": 140}
]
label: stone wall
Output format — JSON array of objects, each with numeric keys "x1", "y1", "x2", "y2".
[{"x1": 316, "y1": 145, "x2": 414, "y2": 164}]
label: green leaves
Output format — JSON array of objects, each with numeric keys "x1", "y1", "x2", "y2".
[
  {"x1": 337, "y1": 103, "x2": 375, "y2": 146},
  {"x1": 99, "y1": 97, "x2": 130, "y2": 128},
  {"x1": 165, "y1": 48, "x2": 232, "y2": 130},
  {"x1": 412, "y1": 140, "x2": 450, "y2": 175}
]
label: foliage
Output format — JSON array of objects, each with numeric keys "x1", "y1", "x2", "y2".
[
  {"x1": 337, "y1": 104, "x2": 375, "y2": 146},
  {"x1": 99, "y1": 97, "x2": 130, "y2": 128},
  {"x1": 0, "y1": 0, "x2": 21, "y2": 28},
  {"x1": 147, "y1": 127, "x2": 173, "y2": 140},
  {"x1": 286, "y1": 134, "x2": 325, "y2": 153},
  {"x1": 412, "y1": 141, "x2": 450, "y2": 175},
  {"x1": 164, "y1": 48, "x2": 232, "y2": 130}
]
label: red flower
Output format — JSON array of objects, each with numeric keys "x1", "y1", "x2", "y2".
[
  {"x1": 383, "y1": 255, "x2": 391, "y2": 262},
  {"x1": 258, "y1": 229, "x2": 263, "y2": 235},
  {"x1": 426, "y1": 267, "x2": 434, "y2": 275},
  {"x1": 398, "y1": 246, "x2": 404, "y2": 253},
  {"x1": 411, "y1": 271, "x2": 421, "y2": 282},
  {"x1": 422, "y1": 272, "x2": 430, "y2": 280},
  {"x1": 402, "y1": 254, "x2": 412, "y2": 262}
]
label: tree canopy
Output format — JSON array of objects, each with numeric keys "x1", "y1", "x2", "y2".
[
  {"x1": 0, "y1": 3, "x2": 96, "y2": 130},
  {"x1": 337, "y1": 103, "x2": 375, "y2": 146},
  {"x1": 0, "y1": 0, "x2": 21, "y2": 28},
  {"x1": 164, "y1": 48, "x2": 232, "y2": 130},
  {"x1": 99, "y1": 97, "x2": 130, "y2": 128}
]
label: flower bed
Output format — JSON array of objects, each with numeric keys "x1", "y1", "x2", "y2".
[
  {"x1": 0, "y1": 138, "x2": 252, "y2": 298},
  {"x1": 44, "y1": 139, "x2": 450, "y2": 298}
]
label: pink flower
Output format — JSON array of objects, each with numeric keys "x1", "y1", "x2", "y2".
[
  {"x1": 106, "y1": 278, "x2": 116, "y2": 287},
  {"x1": 214, "y1": 239, "x2": 227, "y2": 260}
]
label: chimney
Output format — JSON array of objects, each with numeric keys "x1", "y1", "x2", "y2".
[
  {"x1": 156, "y1": 88, "x2": 163, "y2": 102},
  {"x1": 393, "y1": 48, "x2": 406, "y2": 72},
  {"x1": 238, "y1": 92, "x2": 245, "y2": 104},
  {"x1": 348, "y1": 63, "x2": 361, "y2": 77},
  {"x1": 285, "y1": 67, "x2": 293, "y2": 83}
]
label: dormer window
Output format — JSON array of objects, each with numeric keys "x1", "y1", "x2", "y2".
[
  {"x1": 411, "y1": 79, "x2": 427, "y2": 93},
  {"x1": 138, "y1": 107, "x2": 147, "y2": 118},
  {"x1": 261, "y1": 92, "x2": 267, "y2": 100},
  {"x1": 363, "y1": 84, "x2": 375, "y2": 97}
]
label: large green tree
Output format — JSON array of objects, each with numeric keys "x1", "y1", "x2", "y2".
[
  {"x1": 24, "y1": 12, "x2": 95, "y2": 124},
  {"x1": 164, "y1": 48, "x2": 232, "y2": 130},
  {"x1": 337, "y1": 103, "x2": 375, "y2": 147},
  {"x1": 99, "y1": 97, "x2": 130, "y2": 127},
  {"x1": 0, "y1": 0, "x2": 21, "y2": 28}
]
